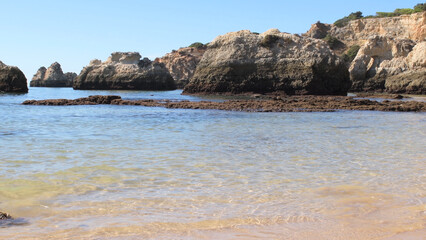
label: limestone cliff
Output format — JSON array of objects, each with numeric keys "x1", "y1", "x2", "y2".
[
  {"x1": 306, "y1": 12, "x2": 425, "y2": 45},
  {"x1": 158, "y1": 46, "x2": 206, "y2": 88},
  {"x1": 184, "y1": 29, "x2": 350, "y2": 95},
  {"x1": 0, "y1": 61, "x2": 28, "y2": 93},
  {"x1": 349, "y1": 36, "x2": 425, "y2": 93},
  {"x1": 30, "y1": 62, "x2": 76, "y2": 87},
  {"x1": 305, "y1": 12, "x2": 426, "y2": 93},
  {"x1": 73, "y1": 52, "x2": 176, "y2": 90}
]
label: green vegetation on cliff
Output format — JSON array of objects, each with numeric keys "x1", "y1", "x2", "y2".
[
  {"x1": 334, "y1": 12, "x2": 363, "y2": 27},
  {"x1": 334, "y1": 3, "x2": 426, "y2": 27},
  {"x1": 323, "y1": 34, "x2": 344, "y2": 50},
  {"x1": 188, "y1": 42, "x2": 207, "y2": 49},
  {"x1": 342, "y1": 45, "x2": 360, "y2": 62},
  {"x1": 260, "y1": 35, "x2": 281, "y2": 48}
]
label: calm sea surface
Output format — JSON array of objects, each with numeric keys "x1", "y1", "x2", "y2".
[{"x1": 0, "y1": 88, "x2": 425, "y2": 239}]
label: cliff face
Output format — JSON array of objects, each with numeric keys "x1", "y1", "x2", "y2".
[
  {"x1": 305, "y1": 12, "x2": 426, "y2": 93},
  {"x1": 349, "y1": 36, "x2": 425, "y2": 93},
  {"x1": 30, "y1": 62, "x2": 76, "y2": 87},
  {"x1": 0, "y1": 61, "x2": 28, "y2": 93},
  {"x1": 184, "y1": 29, "x2": 350, "y2": 95},
  {"x1": 158, "y1": 47, "x2": 206, "y2": 88},
  {"x1": 329, "y1": 12, "x2": 425, "y2": 46},
  {"x1": 73, "y1": 52, "x2": 176, "y2": 90}
]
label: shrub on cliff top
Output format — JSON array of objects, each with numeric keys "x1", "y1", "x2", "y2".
[
  {"x1": 337, "y1": 3, "x2": 425, "y2": 24},
  {"x1": 260, "y1": 35, "x2": 281, "y2": 48},
  {"x1": 376, "y1": 8, "x2": 416, "y2": 18},
  {"x1": 334, "y1": 11, "x2": 363, "y2": 27},
  {"x1": 189, "y1": 42, "x2": 207, "y2": 49}
]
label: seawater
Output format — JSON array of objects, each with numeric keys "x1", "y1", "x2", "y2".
[{"x1": 0, "y1": 88, "x2": 425, "y2": 239}]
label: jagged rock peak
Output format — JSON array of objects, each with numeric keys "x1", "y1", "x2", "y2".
[
  {"x1": 304, "y1": 22, "x2": 332, "y2": 39},
  {"x1": 30, "y1": 62, "x2": 76, "y2": 87}
]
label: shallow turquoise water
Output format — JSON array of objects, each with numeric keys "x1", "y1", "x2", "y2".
[{"x1": 0, "y1": 88, "x2": 425, "y2": 239}]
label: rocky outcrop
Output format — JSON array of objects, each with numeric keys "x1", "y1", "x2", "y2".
[
  {"x1": 158, "y1": 46, "x2": 206, "y2": 88},
  {"x1": 184, "y1": 29, "x2": 350, "y2": 95},
  {"x1": 349, "y1": 36, "x2": 425, "y2": 93},
  {"x1": 305, "y1": 12, "x2": 426, "y2": 93},
  {"x1": 305, "y1": 22, "x2": 332, "y2": 39},
  {"x1": 73, "y1": 52, "x2": 176, "y2": 90},
  {"x1": 30, "y1": 62, "x2": 76, "y2": 87},
  {"x1": 331, "y1": 12, "x2": 425, "y2": 44},
  {"x1": 306, "y1": 12, "x2": 425, "y2": 44},
  {"x1": 0, "y1": 61, "x2": 28, "y2": 93}
]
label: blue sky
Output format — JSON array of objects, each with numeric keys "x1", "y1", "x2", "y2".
[{"x1": 0, "y1": 0, "x2": 422, "y2": 79}]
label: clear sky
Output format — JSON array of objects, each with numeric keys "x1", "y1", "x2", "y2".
[{"x1": 0, "y1": 0, "x2": 422, "y2": 79}]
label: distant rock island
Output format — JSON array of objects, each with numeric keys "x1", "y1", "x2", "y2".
[
  {"x1": 304, "y1": 11, "x2": 425, "y2": 94},
  {"x1": 73, "y1": 52, "x2": 176, "y2": 90},
  {"x1": 184, "y1": 29, "x2": 350, "y2": 95},
  {"x1": 0, "y1": 61, "x2": 28, "y2": 93},
  {"x1": 158, "y1": 43, "x2": 207, "y2": 89},
  {"x1": 30, "y1": 62, "x2": 76, "y2": 87}
]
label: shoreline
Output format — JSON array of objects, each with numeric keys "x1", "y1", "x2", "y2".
[{"x1": 22, "y1": 95, "x2": 426, "y2": 112}]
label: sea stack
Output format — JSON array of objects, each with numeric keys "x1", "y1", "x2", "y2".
[
  {"x1": 0, "y1": 61, "x2": 28, "y2": 93},
  {"x1": 184, "y1": 29, "x2": 350, "y2": 95},
  {"x1": 73, "y1": 52, "x2": 176, "y2": 90},
  {"x1": 30, "y1": 62, "x2": 76, "y2": 87}
]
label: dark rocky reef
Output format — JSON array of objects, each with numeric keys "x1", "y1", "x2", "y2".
[
  {"x1": 73, "y1": 52, "x2": 176, "y2": 90},
  {"x1": 22, "y1": 95, "x2": 425, "y2": 112},
  {"x1": 30, "y1": 62, "x2": 76, "y2": 87},
  {"x1": 0, "y1": 61, "x2": 28, "y2": 93},
  {"x1": 183, "y1": 29, "x2": 350, "y2": 95}
]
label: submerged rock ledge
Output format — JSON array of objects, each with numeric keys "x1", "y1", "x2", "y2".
[{"x1": 22, "y1": 95, "x2": 425, "y2": 112}]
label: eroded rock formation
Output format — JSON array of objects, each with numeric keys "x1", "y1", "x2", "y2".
[
  {"x1": 158, "y1": 46, "x2": 206, "y2": 88},
  {"x1": 306, "y1": 12, "x2": 425, "y2": 45},
  {"x1": 349, "y1": 36, "x2": 425, "y2": 93},
  {"x1": 305, "y1": 12, "x2": 426, "y2": 93},
  {"x1": 0, "y1": 61, "x2": 28, "y2": 93},
  {"x1": 184, "y1": 29, "x2": 350, "y2": 95},
  {"x1": 30, "y1": 62, "x2": 76, "y2": 87},
  {"x1": 73, "y1": 52, "x2": 176, "y2": 90}
]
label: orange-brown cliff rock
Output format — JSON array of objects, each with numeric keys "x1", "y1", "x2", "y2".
[{"x1": 158, "y1": 47, "x2": 206, "y2": 88}]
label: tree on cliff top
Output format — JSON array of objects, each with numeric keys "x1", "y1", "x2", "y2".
[{"x1": 414, "y1": 3, "x2": 426, "y2": 12}]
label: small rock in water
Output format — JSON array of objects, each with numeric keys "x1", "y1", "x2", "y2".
[
  {"x1": 0, "y1": 212, "x2": 12, "y2": 220},
  {"x1": 393, "y1": 94, "x2": 404, "y2": 99}
]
